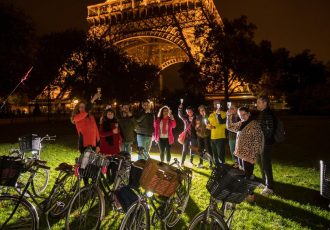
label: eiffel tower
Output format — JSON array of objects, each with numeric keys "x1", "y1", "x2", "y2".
[{"x1": 87, "y1": 0, "x2": 222, "y2": 77}]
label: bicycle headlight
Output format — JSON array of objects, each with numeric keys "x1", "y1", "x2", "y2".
[{"x1": 146, "y1": 191, "x2": 154, "y2": 197}]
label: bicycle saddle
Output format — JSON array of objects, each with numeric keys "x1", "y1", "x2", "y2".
[{"x1": 56, "y1": 162, "x2": 73, "y2": 171}]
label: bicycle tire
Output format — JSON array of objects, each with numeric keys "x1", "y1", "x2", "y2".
[
  {"x1": 65, "y1": 185, "x2": 105, "y2": 230},
  {"x1": 119, "y1": 200, "x2": 150, "y2": 230},
  {"x1": 166, "y1": 169, "x2": 192, "y2": 227},
  {"x1": 48, "y1": 172, "x2": 78, "y2": 218},
  {"x1": 0, "y1": 195, "x2": 39, "y2": 230},
  {"x1": 189, "y1": 210, "x2": 228, "y2": 230},
  {"x1": 31, "y1": 167, "x2": 49, "y2": 196}
]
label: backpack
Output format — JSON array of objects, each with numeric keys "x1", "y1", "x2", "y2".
[{"x1": 273, "y1": 115, "x2": 285, "y2": 143}]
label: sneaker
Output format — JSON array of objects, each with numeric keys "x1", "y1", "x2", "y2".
[
  {"x1": 197, "y1": 163, "x2": 204, "y2": 168},
  {"x1": 261, "y1": 187, "x2": 274, "y2": 196},
  {"x1": 245, "y1": 194, "x2": 255, "y2": 203}
]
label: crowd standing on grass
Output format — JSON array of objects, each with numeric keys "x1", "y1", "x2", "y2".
[{"x1": 71, "y1": 91, "x2": 278, "y2": 198}]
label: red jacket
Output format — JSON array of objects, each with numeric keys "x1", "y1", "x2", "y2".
[
  {"x1": 99, "y1": 122, "x2": 122, "y2": 155},
  {"x1": 73, "y1": 112, "x2": 100, "y2": 148},
  {"x1": 153, "y1": 117, "x2": 176, "y2": 145}
]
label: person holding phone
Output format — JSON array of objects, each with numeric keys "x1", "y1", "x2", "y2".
[
  {"x1": 227, "y1": 103, "x2": 239, "y2": 166},
  {"x1": 195, "y1": 105, "x2": 212, "y2": 168},
  {"x1": 207, "y1": 101, "x2": 227, "y2": 166},
  {"x1": 178, "y1": 101, "x2": 198, "y2": 166},
  {"x1": 153, "y1": 106, "x2": 176, "y2": 164}
]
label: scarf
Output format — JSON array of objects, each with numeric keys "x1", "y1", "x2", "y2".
[
  {"x1": 161, "y1": 117, "x2": 169, "y2": 134},
  {"x1": 238, "y1": 117, "x2": 253, "y2": 131}
]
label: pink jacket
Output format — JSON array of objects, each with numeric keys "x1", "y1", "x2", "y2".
[{"x1": 153, "y1": 117, "x2": 176, "y2": 145}]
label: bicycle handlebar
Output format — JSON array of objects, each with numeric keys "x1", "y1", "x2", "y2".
[
  {"x1": 26, "y1": 158, "x2": 51, "y2": 170},
  {"x1": 40, "y1": 134, "x2": 56, "y2": 142}
]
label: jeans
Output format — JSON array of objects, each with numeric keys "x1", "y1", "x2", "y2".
[
  {"x1": 136, "y1": 134, "x2": 152, "y2": 160},
  {"x1": 211, "y1": 138, "x2": 226, "y2": 166},
  {"x1": 258, "y1": 145, "x2": 274, "y2": 189},
  {"x1": 238, "y1": 158, "x2": 255, "y2": 194},
  {"x1": 182, "y1": 137, "x2": 197, "y2": 165},
  {"x1": 158, "y1": 138, "x2": 171, "y2": 162},
  {"x1": 197, "y1": 136, "x2": 212, "y2": 165},
  {"x1": 122, "y1": 141, "x2": 133, "y2": 154},
  {"x1": 228, "y1": 139, "x2": 238, "y2": 163}
]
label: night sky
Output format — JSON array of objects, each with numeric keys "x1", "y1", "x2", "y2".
[{"x1": 3, "y1": 0, "x2": 330, "y2": 62}]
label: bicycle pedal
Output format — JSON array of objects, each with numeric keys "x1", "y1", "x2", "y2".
[{"x1": 56, "y1": 201, "x2": 65, "y2": 208}]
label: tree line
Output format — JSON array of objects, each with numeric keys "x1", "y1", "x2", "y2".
[{"x1": 1, "y1": 3, "x2": 329, "y2": 114}]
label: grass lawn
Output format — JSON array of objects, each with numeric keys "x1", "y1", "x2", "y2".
[{"x1": 0, "y1": 115, "x2": 329, "y2": 229}]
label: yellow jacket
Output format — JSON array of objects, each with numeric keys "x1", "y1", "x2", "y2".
[{"x1": 208, "y1": 111, "x2": 227, "y2": 139}]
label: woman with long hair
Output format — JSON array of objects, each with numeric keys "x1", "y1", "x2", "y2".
[
  {"x1": 99, "y1": 108, "x2": 122, "y2": 155},
  {"x1": 153, "y1": 106, "x2": 176, "y2": 164},
  {"x1": 226, "y1": 107, "x2": 264, "y2": 201},
  {"x1": 71, "y1": 93, "x2": 101, "y2": 154}
]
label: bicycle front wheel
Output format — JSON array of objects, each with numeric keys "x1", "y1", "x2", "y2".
[
  {"x1": 0, "y1": 195, "x2": 38, "y2": 230},
  {"x1": 31, "y1": 167, "x2": 49, "y2": 196},
  {"x1": 120, "y1": 201, "x2": 150, "y2": 230},
  {"x1": 165, "y1": 169, "x2": 192, "y2": 227},
  {"x1": 65, "y1": 186, "x2": 105, "y2": 230},
  {"x1": 189, "y1": 210, "x2": 228, "y2": 230}
]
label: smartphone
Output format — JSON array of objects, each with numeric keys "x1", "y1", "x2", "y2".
[
  {"x1": 227, "y1": 102, "x2": 232, "y2": 108},
  {"x1": 216, "y1": 103, "x2": 221, "y2": 109},
  {"x1": 204, "y1": 118, "x2": 208, "y2": 125},
  {"x1": 180, "y1": 98, "x2": 184, "y2": 104}
]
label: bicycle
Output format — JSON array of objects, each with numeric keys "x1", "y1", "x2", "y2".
[
  {"x1": 65, "y1": 149, "x2": 131, "y2": 230},
  {"x1": 188, "y1": 164, "x2": 259, "y2": 230},
  {"x1": 119, "y1": 158, "x2": 192, "y2": 230},
  {"x1": 0, "y1": 156, "x2": 79, "y2": 230},
  {"x1": 8, "y1": 134, "x2": 56, "y2": 197}
]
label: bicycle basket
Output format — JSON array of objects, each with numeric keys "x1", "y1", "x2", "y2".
[
  {"x1": 76, "y1": 150, "x2": 109, "y2": 180},
  {"x1": 206, "y1": 164, "x2": 255, "y2": 204},
  {"x1": 320, "y1": 160, "x2": 330, "y2": 199},
  {"x1": 140, "y1": 158, "x2": 181, "y2": 197},
  {"x1": 0, "y1": 156, "x2": 24, "y2": 187},
  {"x1": 18, "y1": 134, "x2": 41, "y2": 152}
]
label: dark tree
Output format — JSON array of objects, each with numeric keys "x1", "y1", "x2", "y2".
[
  {"x1": 0, "y1": 3, "x2": 36, "y2": 98},
  {"x1": 26, "y1": 30, "x2": 86, "y2": 98},
  {"x1": 194, "y1": 16, "x2": 264, "y2": 101},
  {"x1": 61, "y1": 38, "x2": 159, "y2": 102}
]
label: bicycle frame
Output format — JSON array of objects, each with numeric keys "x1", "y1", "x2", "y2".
[{"x1": 98, "y1": 156, "x2": 131, "y2": 210}]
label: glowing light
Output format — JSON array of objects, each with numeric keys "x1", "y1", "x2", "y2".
[{"x1": 146, "y1": 191, "x2": 154, "y2": 197}]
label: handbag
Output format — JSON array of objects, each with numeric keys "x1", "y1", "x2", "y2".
[{"x1": 177, "y1": 122, "x2": 192, "y2": 145}]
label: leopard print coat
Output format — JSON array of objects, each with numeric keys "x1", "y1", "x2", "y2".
[{"x1": 226, "y1": 115, "x2": 264, "y2": 164}]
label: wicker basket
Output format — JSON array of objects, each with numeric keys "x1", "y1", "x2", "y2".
[
  {"x1": 76, "y1": 151, "x2": 109, "y2": 180},
  {"x1": 18, "y1": 134, "x2": 41, "y2": 152},
  {"x1": 139, "y1": 158, "x2": 181, "y2": 197},
  {"x1": 320, "y1": 160, "x2": 330, "y2": 199},
  {"x1": 0, "y1": 156, "x2": 24, "y2": 187},
  {"x1": 206, "y1": 164, "x2": 255, "y2": 204}
]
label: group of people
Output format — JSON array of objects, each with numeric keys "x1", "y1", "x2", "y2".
[{"x1": 71, "y1": 91, "x2": 276, "y2": 199}]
